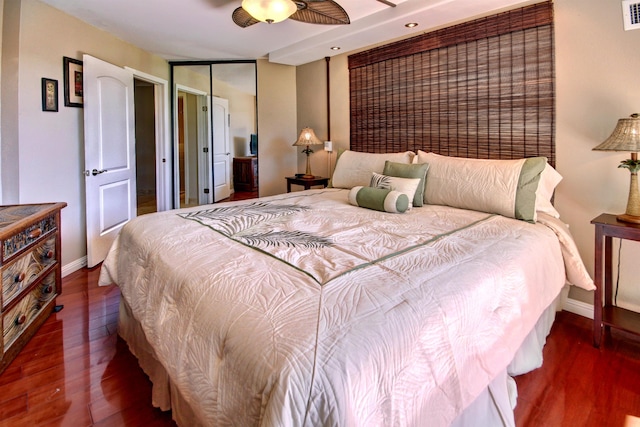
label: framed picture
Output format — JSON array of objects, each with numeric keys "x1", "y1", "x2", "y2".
[
  {"x1": 41, "y1": 78, "x2": 58, "y2": 112},
  {"x1": 63, "y1": 56, "x2": 83, "y2": 107}
]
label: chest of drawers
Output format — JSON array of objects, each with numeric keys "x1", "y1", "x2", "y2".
[
  {"x1": 0, "y1": 202, "x2": 66, "y2": 374},
  {"x1": 233, "y1": 156, "x2": 258, "y2": 192}
]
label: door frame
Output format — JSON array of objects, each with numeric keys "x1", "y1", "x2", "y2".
[
  {"x1": 125, "y1": 67, "x2": 171, "y2": 212},
  {"x1": 174, "y1": 84, "x2": 209, "y2": 208}
]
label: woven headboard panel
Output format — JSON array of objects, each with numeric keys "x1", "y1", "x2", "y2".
[{"x1": 348, "y1": 1, "x2": 555, "y2": 166}]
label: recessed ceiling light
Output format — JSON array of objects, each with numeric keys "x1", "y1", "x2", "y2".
[
  {"x1": 405, "y1": 22, "x2": 418, "y2": 28},
  {"x1": 331, "y1": 46, "x2": 341, "y2": 51}
]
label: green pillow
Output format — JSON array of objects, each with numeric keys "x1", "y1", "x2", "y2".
[
  {"x1": 514, "y1": 157, "x2": 547, "y2": 222},
  {"x1": 348, "y1": 186, "x2": 409, "y2": 213},
  {"x1": 382, "y1": 161, "x2": 429, "y2": 207}
]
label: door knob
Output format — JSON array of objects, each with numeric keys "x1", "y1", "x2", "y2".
[{"x1": 92, "y1": 169, "x2": 108, "y2": 176}]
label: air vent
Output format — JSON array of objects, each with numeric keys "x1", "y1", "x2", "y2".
[{"x1": 622, "y1": 0, "x2": 640, "y2": 30}]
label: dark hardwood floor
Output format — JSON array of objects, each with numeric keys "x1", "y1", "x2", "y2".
[
  {"x1": 1, "y1": 267, "x2": 639, "y2": 426},
  {"x1": 514, "y1": 310, "x2": 640, "y2": 426}
]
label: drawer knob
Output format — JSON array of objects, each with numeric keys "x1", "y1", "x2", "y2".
[
  {"x1": 15, "y1": 314, "x2": 26, "y2": 325},
  {"x1": 29, "y1": 228, "x2": 42, "y2": 239},
  {"x1": 43, "y1": 285, "x2": 53, "y2": 294},
  {"x1": 14, "y1": 272, "x2": 25, "y2": 283},
  {"x1": 44, "y1": 250, "x2": 54, "y2": 259}
]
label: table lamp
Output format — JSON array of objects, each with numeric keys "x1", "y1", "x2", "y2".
[
  {"x1": 293, "y1": 127, "x2": 323, "y2": 178},
  {"x1": 593, "y1": 113, "x2": 640, "y2": 224}
]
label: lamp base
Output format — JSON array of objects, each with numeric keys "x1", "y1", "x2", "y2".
[
  {"x1": 617, "y1": 213, "x2": 640, "y2": 224},
  {"x1": 301, "y1": 174, "x2": 315, "y2": 179}
]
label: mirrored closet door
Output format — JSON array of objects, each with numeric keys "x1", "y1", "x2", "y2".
[{"x1": 171, "y1": 61, "x2": 258, "y2": 208}]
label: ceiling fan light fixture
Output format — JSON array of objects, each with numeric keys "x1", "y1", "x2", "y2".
[{"x1": 241, "y1": 0, "x2": 297, "y2": 24}]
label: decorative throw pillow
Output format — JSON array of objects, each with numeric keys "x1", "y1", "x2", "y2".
[
  {"x1": 331, "y1": 150, "x2": 415, "y2": 189},
  {"x1": 348, "y1": 186, "x2": 409, "y2": 213},
  {"x1": 370, "y1": 172, "x2": 422, "y2": 209},
  {"x1": 382, "y1": 161, "x2": 430, "y2": 207},
  {"x1": 416, "y1": 151, "x2": 547, "y2": 222}
]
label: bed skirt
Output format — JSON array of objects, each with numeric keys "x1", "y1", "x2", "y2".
[{"x1": 117, "y1": 288, "x2": 566, "y2": 427}]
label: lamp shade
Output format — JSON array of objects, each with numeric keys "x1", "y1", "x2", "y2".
[
  {"x1": 293, "y1": 127, "x2": 323, "y2": 147},
  {"x1": 241, "y1": 0, "x2": 297, "y2": 24},
  {"x1": 593, "y1": 113, "x2": 640, "y2": 152}
]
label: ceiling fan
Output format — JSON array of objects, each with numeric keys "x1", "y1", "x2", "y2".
[{"x1": 232, "y1": 0, "x2": 396, "y2": 28}]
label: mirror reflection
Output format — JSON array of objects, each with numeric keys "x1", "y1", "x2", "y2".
[{"x1": 171, "y1": 61, "x2": 257, "y2": 209}]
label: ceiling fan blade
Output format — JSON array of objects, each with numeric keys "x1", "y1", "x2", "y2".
[
  {"x1": 232, "y1": 6, "x2": 261, "y2": 28},
  {"x1": 376, "y1": 0, "x2": 397, "y2": 6},
  {"x1": 289, "y1": 0, "x2": 350, "y2": 25}
]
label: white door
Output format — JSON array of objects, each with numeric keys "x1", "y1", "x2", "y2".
[
  {"x1": 83, "y1": 55, "x2": 136, "y2": 268},
  {"x1": 212, "y1": 96, "x2": 231, "y2": 201},
  {"x1": 197, "y1": 96, "x2": 212, "y2": 204}
]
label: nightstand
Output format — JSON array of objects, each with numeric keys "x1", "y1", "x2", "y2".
[
  {"x1": 591, "y1": 213, "x2": 640, "y2": 347},
  {"x1": 285, "y1": 176, "x2": 329, "y2": 193}
]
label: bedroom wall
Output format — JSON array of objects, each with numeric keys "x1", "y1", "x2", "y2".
[
  {"x1": 0, "y1": 0, "x2": 299, "y2": 274},
  {"x1": 296, "y1": 0, "x2": 640, "y2": 313},
  {"x1": 554, "y1": 0, "x2": 640, "y2": 312},
  {"x1": 256, "y1": 59, "x2": 298, "y2": 197},
  {"x1": 3, "y1": 0, "x2": 170, "y2": 269},
  {"x1": 1, "y1": 0, "x2": 19, "y2": 204},
  {"x1": 296, "y1": 55, "x2": 350, "y2": 179}
]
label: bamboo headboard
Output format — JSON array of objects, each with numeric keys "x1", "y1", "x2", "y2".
[{"x1": 348, "y1": 1, "x2": 555, "y2": 166}]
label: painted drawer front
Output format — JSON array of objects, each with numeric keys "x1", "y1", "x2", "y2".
[
  {"x1": 3, "y1": 271, "x2": 56, "y2": 351},
  {"x1": 2, "y1": 214, "x2": 56, "y2": 262},
  {"x1": 2, "y1": 237, "x2": 56, "y2": 308}
]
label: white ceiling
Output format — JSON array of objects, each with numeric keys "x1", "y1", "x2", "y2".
[{"x1": 40, "y1": 0, "x2": 534, "y2": 66}]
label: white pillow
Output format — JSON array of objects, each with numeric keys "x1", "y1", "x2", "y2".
[
  {"x1": 416, "y1": 151, "x2": 547, "y2": 222},
  {"x1": 535, "y1": 163, "x2": 563, "y2": 218},
  {"x1": 331, "y1": 150, "x2": 415, "y2": 189},
  {"x1": 370, "y1": 172, "x2": 421, "y2": 209}
]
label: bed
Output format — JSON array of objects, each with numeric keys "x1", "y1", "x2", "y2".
[{"x1": 99, "y1": 150, "x2": 594, "y2": 426}]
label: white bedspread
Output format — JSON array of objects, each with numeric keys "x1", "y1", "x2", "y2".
[{"x1": 99, "y1": 189, "x2": 593, "y2": 426}]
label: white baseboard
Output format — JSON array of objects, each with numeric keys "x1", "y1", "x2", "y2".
[
  {"x1": 61, "y1": 256, "x2": 87, "y2": 278},
  {"x1": 563, "y1": 297, "x2": 594, "y2": 319}
]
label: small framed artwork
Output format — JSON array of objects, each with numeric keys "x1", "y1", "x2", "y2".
[
  {"x1": 41, "y1": 78, "x2": 58, "y2": 112},
  {"x1": 63, "y1": 56, "x2": 83, "y2": 107}
]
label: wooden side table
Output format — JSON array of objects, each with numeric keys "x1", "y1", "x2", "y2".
[
  {"x1": 591, "y1": 213, "x2": 640, "y2": 347},
  {"x1": 285, "y1": 176, "x2": 329, "y2": 193}
]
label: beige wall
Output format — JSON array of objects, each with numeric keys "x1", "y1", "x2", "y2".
[
  {"x1": 3, "y1": 0, "x2": 170, "y2": 267},
  {"x1": 296, "y1": 55, "x2": 350, "y2": 180},
  {"x1": 173, "y1": 65, "x2": 210, "y2": 93},
  {"x1": 296, "y1": 0, "x2": 640, "y2": 311},
  {"x1": 0, "y1": 0, "x2": 301, "y2": 271},
  {"x1": 256, "y1": 59, "x2": 297, "y2": 197},
  {"x1": 1, "y1": 0, "x2": 19, "y2": 203},
  {"x1": 555, "y1": 0, "x2": 640, "y2": 311}
]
